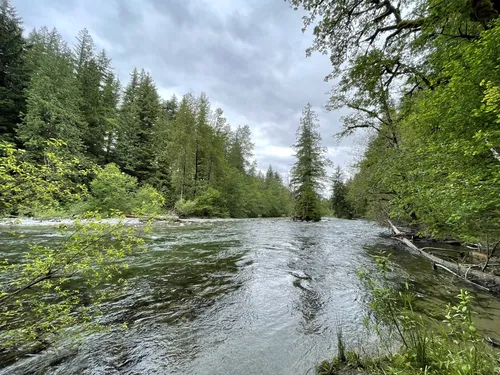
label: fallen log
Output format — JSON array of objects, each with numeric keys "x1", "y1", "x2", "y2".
[
  {"x1": 433, "y1": 263, "x2": 490, "y2": 292},
  {"x1": 420, "y1": 247, "x2": 471, "y2": 253},
  {"x1": 387, "y1": 220, "x2": 500, "y2": 294}
]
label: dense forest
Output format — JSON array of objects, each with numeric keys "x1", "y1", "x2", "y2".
[
  {"x1": 0, "y1": 1, "x2": 300, "y2": 219},
  {"x1": 292, "y1": 0, "x2": 500, "y2": 243}
]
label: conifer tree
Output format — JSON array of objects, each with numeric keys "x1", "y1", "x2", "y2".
[
  {"x1": 164, "y1": 94, "x2": 179, "y2": 121},
  {"x1": 101, "y1": 71, "x2": 120, "y2": 163},
  {"x1": 193, "y1": 92, "x2": 211, "y2": 196},
  {"x1": 290, "y1": 104, "x2": 328, "y2": 221},
  {"x1": 330, "y1": 166, "x2": 353, "y2": 219},
  {"x1": 207, "y1": 107, "x2": 230, "y2": 187},
  {"x1": 168, "y1": 93, "x2": 196, "y2": 200},
  {"x1": 115, "y1": 68, "x2": 140, "y2": 171},
  {"x1": 115, "y1": 69, "x2": 161, "y2": 181},
  {"x1": 73, "y1": 30, "x2": 115, "y2": 161},
  {"x1": 0, "y1": 0, "x2": 29, "y2": 143},
  {"x1": 227, "y1": 125, "x2": 253, "y2": 172},
  {"x1": 18, "y1": 28, "x2": 85, "y2": 156}
]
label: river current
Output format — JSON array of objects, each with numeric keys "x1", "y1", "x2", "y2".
[{"x1": 1, "y1": 218, "x2": 499, "y2": 375}]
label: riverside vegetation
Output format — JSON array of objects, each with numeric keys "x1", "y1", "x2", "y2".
[{"x1": 317, "y1": 253, "x2": 500, "y2": 375}]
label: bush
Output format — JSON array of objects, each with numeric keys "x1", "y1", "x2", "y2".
[
  {"x1": 174, "y1": 199, "x2": 198, "y2": 218},
  {"x1": 133, "y1": 185, "x2": 165, "y2": 216},
  {"x1": 352, "y1": 252, "x2": 499, "y2": 375},
  {"x1": 0, "y1": 140, "x2": 90, "y2": 217},
  {"x1": 87, "y1": 163, "x2": 138, "y2": 214},
  {"x1": 85, "y1": 164, "x2": 166, "y2": 216},
  {"x1": 174, "y1": 188, "x2": 228, "y2": 218}
]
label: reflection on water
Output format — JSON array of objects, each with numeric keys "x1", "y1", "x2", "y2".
[{"x1": 1, "y1": 218, "x2": 500, "y2": 375}]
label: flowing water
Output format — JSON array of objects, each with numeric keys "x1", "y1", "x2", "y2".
[{"x1": 1, "y1": 218, "x2": 499, "y2": 375}]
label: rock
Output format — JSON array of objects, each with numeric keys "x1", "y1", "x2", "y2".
[{"x1": 290, "y1": 271, "x2": 312, "y2": 280}]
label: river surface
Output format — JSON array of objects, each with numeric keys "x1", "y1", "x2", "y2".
[{"x1": 1, "y1": 218, "x2": 499, "y2": 375}]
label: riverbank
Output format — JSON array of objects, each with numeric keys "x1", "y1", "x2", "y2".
[
  {"x1": 0, "y1": 215, "x2": 236, "y2": 227},
  {"x1": 314, "y1": 247, "x2": 500, "y2": 375},
  {"x1": 0, "y1": 216, "x2": 172, "y2": 227},
  {"x1": 0, "y1": 215, "x2": 290, "y2": 227}
]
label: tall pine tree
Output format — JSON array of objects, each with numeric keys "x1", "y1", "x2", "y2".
[
  {"x1": 330, "y1": 166, "x2": 353, "y2": 219},
  {"x1": 0, "y1": 0, "x2": 29, "y2": 143},
  {"x1": 18, "y1": 28, "x2": 85, "y2": 156},
  {"x1": 167, "y1": 93, "x2": 196, "y2": 200},
  {"x1": 115, "y1": 69, "x2": 161, "y2": 181},
  {"x1": 290, "y1": 104, "x2": 328, "y2": 221},
  {"x1": 73, "y1": 29, "x2": 114, "y2": 161}
]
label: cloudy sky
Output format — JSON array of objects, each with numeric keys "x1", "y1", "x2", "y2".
[{"x1": 13, "y1": 0, "x2": 359, "y2": 175}]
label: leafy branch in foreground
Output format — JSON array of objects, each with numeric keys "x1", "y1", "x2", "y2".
[
  {"x1": 0, "y1": 213, "x2": 147, "y2": 354},
  {"x1": 0, "y1": 139, "x2": 92, "y2": 217}
]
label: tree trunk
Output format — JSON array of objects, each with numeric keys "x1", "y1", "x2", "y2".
[
  {"x1": 388, "y1": 220, "x2": 500, "y2": 294},
  {"x1": 194, "y1": 139, "x2": 199, "y2": 197}
]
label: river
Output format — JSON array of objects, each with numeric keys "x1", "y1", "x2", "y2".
[{"x1": 1, "y1": 218, "x2": 499, "y2": 375}]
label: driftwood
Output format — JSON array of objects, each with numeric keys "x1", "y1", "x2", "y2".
[
  {"x1": 388, "y1": 220, "x2": 500, "y2": 294},
  {"x1": 420, "y1": 247, "x2": 472, "y2": 254}
]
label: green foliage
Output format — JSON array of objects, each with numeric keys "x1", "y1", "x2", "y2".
[
  {"x1": 115, "y1": 69, "x2": 162, "y2": 182},
  {"x1": 174, "y1": 199, "x2": 198, "y2": 218},
  {"x1": 175, "y1": 187, "x2": 228, "y2": 218},
  {"x1": 134, "y1": 185, "x2": 166, "y2": 216},
  {"x1": 73, "y1": 29, "x2": 119, "y2": 162},
  {"x1": 330, "y1": 167, "x2": 354, "y2": 219},
  {"x1": 394, "y1": 23, "x2": 500, "y2": 241},
  {"x1": 87, "y1": 163, "x2": 137, "y2": 214},
  {"x1": 295, "y1": 0, "x2": 500, "y2": 241},
  {"x1": 353, "y1": 252, "x2": 499, "y2": 375},
  {"x1": 18, "y1": 28, "x2": 85, "y2": 155},
  {"x1": 87, "y1": 163, "x2": 165, "y2": 216},
  {"x1": 0, "y1": 0, "x2": 29, "y2": 143},
  {"x1": 291, "y1": 104, "x2": 329, "y2": 221},
  {"x1": 1, "y1": 1, "x2": 294, "y2": 221},
  {"x1": 0, "y1": 213, "x2": 146, "y2": 353},
  {"x1": 0, "y1": 139, "x2": 91, "y2": 217}
]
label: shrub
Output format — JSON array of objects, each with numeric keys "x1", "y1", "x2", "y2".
[
  {"x1": 174, "y1": 199, "x2": 198, "y2": 218},
  {"x1": 87, "y1": 163, "x2": 138, "y2": 214},
  {"x1": 174, "y1": 188, "x2": 228, "y2": 218},
  {"x1": 0, "y1": 140, "x2": 90, "y2": 217},
  {"x1": 193, "y1": 188, "x2": 228, "y2": 217},
  {"x1": 133, "y1": 184, "x2": 165, "y2": 216}
]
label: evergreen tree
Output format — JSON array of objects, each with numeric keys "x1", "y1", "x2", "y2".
[
  {"x1": 115, "y1": 68, "x2": 140, "y2": 171},
  {"x1": 73, "y1": 29, "x2": 111, "y2": 160},
  {"x1": 207, "y1": 107, "x2": 230, "y2": 188},
  {"x1": 330, "y1": 166, "x2": 353, "y2": 219},
  {"x1": 101, "y1": 71, "x2": 120, "y2": 163},
  {"x1": 290, "y1": 104, "x2": 328, "y2": 222},
  {"x1": 18, "y1": 28, "x2": 85, "y2": 156},
  {"x1": 168, "y1": 93, "x2": 196, "y2": 200},
  {"x1": 134, "y1": 70, "x2": 161, "y2": 180},
  {"x1": 193, "y1": 92, "x2": 212, "y2": 196},
  {"x1": 164, "y1": 94, "x2": 178, "y2": 121},
  {"x1": 227, "y1": 125, "x2": 253, "y2": 172},
  {"x1": 115, "y1": 69, "x2": 161, "y2": 181},
  {"x1": 0, "y1": 0, "x2": 29, "y2": 143}
]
